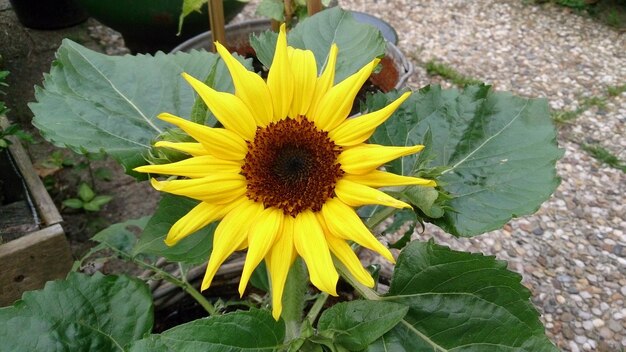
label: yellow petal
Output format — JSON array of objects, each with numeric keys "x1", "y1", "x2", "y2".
[
  {"x1": 239, "y1": 208, "x2": 284, "y2": 296},
  {"x1": 153, "y1": 141, "x2": 209, "y2": 156},
  {"x1": 311, "y1": 58, "x2": 379, "y2": 131},
  {"x1": 134, "y1": 155, "x2": 242, "y2": 178},
  {"x1": 288, "y1": 48, "x2": 317, "y2": 117},
  {"x1": 158, "y1": 113, "x2": 247, "y2": 160},
  {"x1": 201, "y1": 199, "x2": 264, "y2": 291},
  {"x1": 215, "y1": 42, "x2": 273, "y2": 127},
  {"x1": 329, "y1": 92, "x2": 411, "y2": 146},
  {"x1": 150, "y1": 173, "x2": 246, "y2": 204},
  {"x1": 344, "y1": 170, "x2": 436, "y2": 187},
  {"x1": 338, "y1": 144, "x2": 424, "y2": 175},
  {"x1": 325, "y1": 234, "x2": 375, "y2": 288},
  {"x1": 165, "y1": 201, "x2": 231, "y2": 246},
  {"x1": 293, "y1": 211, "x2": 338, "y2": 296},
  {"x1": 309, "y1": 44, "x2": 338, "y2": 118},
  {"x1": 182, "y1": 73, "x2": 257, "y2": 140},
  {"x1": 267, "y1": 24, "x2": 294, "y2": 121},
  {"x1": 334, "y1": 179, "x2": 411, "y2": 209},
  {"x1": 322, "y1": 198, "x2": 395, "y2": 263},
  {"x1": 265, "y1": 215, "x2": 296, "y2": 320}
]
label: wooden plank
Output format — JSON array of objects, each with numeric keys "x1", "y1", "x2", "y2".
[
  {"x1": 0, "y1": 224, "x2": 72, "y2": 306},
  {"x1": 1, "y1": 115, "x2": 62, "y2": 227}
]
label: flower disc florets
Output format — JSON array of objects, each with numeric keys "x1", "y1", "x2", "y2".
[{"x1": 242, "y1": 118, "x2": 343, "y2": 216}]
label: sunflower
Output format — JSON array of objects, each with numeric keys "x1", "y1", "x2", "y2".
[{"x1": 135, "y1": 24, "x2": 435, "y2": 320}]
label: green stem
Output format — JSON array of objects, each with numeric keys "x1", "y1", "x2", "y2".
[
  {"x1": 335, "y1": 260, "x2": 380, "y2": 301},
  {"x1": 364, "y1": 206, "x2": 398, "y2": 229},
  {"x1": 106, "y1": 246, "x2": 217, "y2": 316},
  {"x1": 281, "y1": 258, "x2": 308, "y2": 343},
  {"x1": 182, "y1": 282, "x2": 217, "y2": 315},
  {"x1": 305, "y1": 292, "x2": 328, "y2": 324}
]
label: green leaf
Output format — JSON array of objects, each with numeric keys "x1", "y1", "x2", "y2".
[
  {"x1": 368, "y1": 85, "x2": 562, "y2": 236},
  {"x1": 0, "y1": 272, "x2": 153, "y2": 351},
  {"x1": 129, "y1": 308, "x2": 285, "y2": 351},
  {"x1": 250, "y1": 261, "x2": 270, "y2": 292},
  {"x1": 62, "y1": 198, "x2": 84, "y2": 209},
  {"x1": 251, "y1": 7, "x2": 386, "y2": 83},
  {"x1": 133, "y1": 195, "x2": 216, "y2": 264},
  {"x1": 83, "y1": 201, "x2": 102, "y2": 212},
  {"x1": 367, "y1": 240, "x2": 557, "y2": 351},
  {"x1": 317, "y1": 301, "x2": 408, "y2": 351},
  {"x1": 189, "y1": 63, "x2": 219, "y2": 126},
  {"x1": 178, "y1": 0, "x2": 206, "y2": 34},
  {"x1": 397, "y1": 186, "x2": 444, "y2": 219},
  {"x1": 83, "y1": 195, "x2": 113, "y2": 212},
  {"x1": 249, "y1": 30, "x2": 279, "y2": 70},
  {"x1": 94, "y1": 167, "x2": 114, "y2": 181},
  {"x1": 30, "y1": 40, "x2": 236, "y2": 176},
  {"x1": 256, "y1": 0, "x2": 285, "y2": 21},
  {"x1": 78, "y1": 182, "x2": 95, "y2": 202},
  {"x1": 92, "y1": 217, "x2": 150, "y2": 254},
  {"x1": 90, "y1": 194, "x2": 114, "y2": 207},
  {"x1": 386, "y1": 210, "x2": 417, "y2": 250}
]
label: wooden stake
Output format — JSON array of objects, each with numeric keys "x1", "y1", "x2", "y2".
[
  {"x1": 271, "y1": 19, "x2": 280, "y2": 32},
  {"x1": 307, "y1": 0, "x2": 322, "y2": 16},
  {"x1": 284, "y1": 0, "x2": 293, "y2": 27},
  {"x1": 207, "y1": 0, "x2": 226, "y2": 52}
]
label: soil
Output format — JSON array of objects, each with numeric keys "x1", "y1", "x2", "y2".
[{"x1": 0, "y1": 148, "x2": 38, "y2": 242}]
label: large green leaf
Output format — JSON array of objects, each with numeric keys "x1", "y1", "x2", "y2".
[
  {"x1": 250, "y1": 7, "x2": 386, "y2": 83},
  {"x1": 317, "y1": 301, "x2": 408, "y2": 351},
  {"x1": 367, "y1": 85, "x2": 562, "y2": 236},
  {"x1": 367, "y1": 240, "x2": 557, "y2": 352},
  {"x1": 133, "y1": 195, "x2": 216, "y2": 264},
  {"x1": 92, "y1": 216, "x2": 151, "y2": 254},
  {"x1": 129, "y1": 308, "x2": 285, "y2": 351},
  {"x1": 0, "y1": 272, "x2": 153, "y2": 351},
  {"x1": 30, "y1": 40, "x2": 238, "y2": 175}
]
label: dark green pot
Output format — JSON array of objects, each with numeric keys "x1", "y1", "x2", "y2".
[
  {"x1": 9, "y1": 0, "x2": 88, "y2": 30},
  {"x1": 75, "y1": 0, "x2": 248, "y2": 54}
]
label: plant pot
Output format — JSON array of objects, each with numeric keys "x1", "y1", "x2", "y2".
[
  {"x1": 9, "y1": 0, "x2": 88, "y2": 30},
  {"x1": 350, "y1": 11, "x2": 398, "y2": 45},
  {"x1": 0, "y1": 116, "x2": 72, "y2": 306},
  {"x1": 75, "y1": 0, "x2": 248, "y2": 54},
  {"x1": 171, "y1": 18, "x2": 413, "y2": 94}
]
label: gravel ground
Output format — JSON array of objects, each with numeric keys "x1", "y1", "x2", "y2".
[{"x1": 87, "y1": 1, "x2": 625, "y2": 350}]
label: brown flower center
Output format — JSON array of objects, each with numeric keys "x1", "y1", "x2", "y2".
[{"x1": 242, "y1": 118, "x2": 343, "y2": 216}]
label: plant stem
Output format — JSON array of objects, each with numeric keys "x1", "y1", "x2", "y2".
[
  {"x1": 365, "y1": 206, "x2": 397, "y2": 229},
  {"x1": 107, "y1": 246, "x2": 217, "y2": 315},
  {"x1": 281, "y1": 258, "x2": 308, "y2": 343},
  {"x1": 335, "y1": 260, "x2": 380, "y2": 301},
  {"x1": 182, "y1": 281, "x2": 217, "y2": 315},
  {"x1": 284, "y1": 0, "x2": 293, "y2": 27},
  {"x1": 305, "y1": 292, "x2": 328, "y2": 324}
]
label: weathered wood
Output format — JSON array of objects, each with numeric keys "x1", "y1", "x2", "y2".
[
  {"x1": 0, "y1": 224, "x2": 72, "y2": 306},
  {"x1": 307, "y1": 0, "x2": 323, "y2": 16},
  {"x1": 0, "y1": 115, "x2": 71, "y2": 306},
  {"x1": 1, "y1": 116, "x2": 62, "y2": 227},
  {"x1": 207, "y1": 0, "x2": 226, "y2": 51}
]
